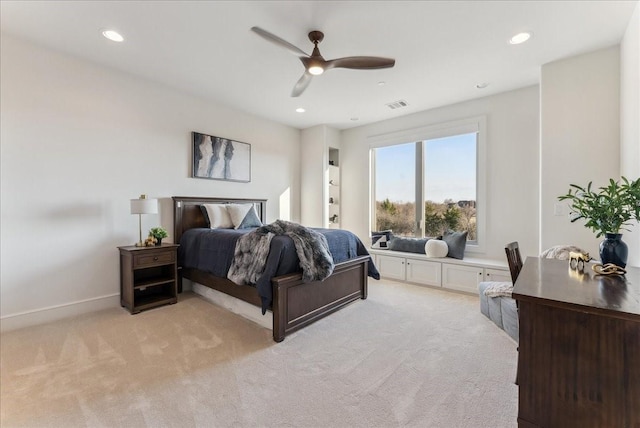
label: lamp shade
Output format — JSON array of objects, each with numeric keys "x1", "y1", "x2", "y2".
[{"x1": 130, "y1": 198, "x2": 158, "y2": 215}]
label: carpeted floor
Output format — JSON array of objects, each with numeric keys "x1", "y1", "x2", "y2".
[{"x1": 1, "y1": 279, "x2": 518, "y2": 427}]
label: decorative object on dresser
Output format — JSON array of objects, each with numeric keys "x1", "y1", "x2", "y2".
[
  {"x1": 192, "y1": 131, "x2": 251, "y2": 182},
  {"x1": 172, "y1": 196, "x2": 379, "y2": 342},
  {"x1": 118, "y1": 244, "x2": 179, "y2": 313},
  {"x1": 148, "y1": 226, "x2": 168, "y2": 246},
  {"x1": 558, "y1": 176, "x2": 640, "y2": 268},
  {"x1": 130, "y1": 194, "x2": 158, "y2": 247}
]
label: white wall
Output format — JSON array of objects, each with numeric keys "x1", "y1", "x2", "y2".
[
  {"x1": 340, "y1": 86, "x2": 540, "y2": 261},
  {"x1": 300, "y1": 125, "x2": 341, "y2": 228},
  {"x1": 300, "y1": 125, "x2": 327, "y2": 227},
  {"x1": 0, "y1": 35, "x2": 301, "y2": 330},
  {"x1": 620, "y1": 2, "x2": 640, "y2": 267},
  {"x1": 540, "y1": 47, "x2": 622, "y2": 257}
]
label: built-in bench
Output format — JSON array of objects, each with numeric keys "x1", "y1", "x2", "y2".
[{"x1": 369, "y1": 248, "x2": 510, "y2": 294}]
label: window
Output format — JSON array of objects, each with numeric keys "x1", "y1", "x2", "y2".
[
  {"x1": 370, "y1": 117, "x2": 484, "y2": 248},
  {"x1": 374, "y1": 142, "x2": 416, "y2": 236}
]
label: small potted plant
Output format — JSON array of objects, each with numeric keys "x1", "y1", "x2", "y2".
[
  {"x1": 558, "y1": 176, "x2": 640, "y2": 268},
  {"x1": 148, "y1": 227, "x2": 168, "y2": 246}
]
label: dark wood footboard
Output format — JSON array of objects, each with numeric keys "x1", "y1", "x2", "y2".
[
  {"x1": 271, "y1": 256, "x2": 369, "y2": 342},
  {"x1": 181, "y1": 256, "x2": 369, "y2": 342}
]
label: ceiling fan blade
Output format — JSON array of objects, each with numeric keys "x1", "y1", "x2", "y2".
[
  {"x1": 291, "y1": 72, "x2": 313, "y2": 97},
  {"x1": 251, "y1": 27, "x2": 309, "y2": 57},
  {"x1": 325, "y1": 56, "x2": 396, "y2": 70}
]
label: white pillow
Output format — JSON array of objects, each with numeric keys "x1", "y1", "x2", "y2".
[
  {"x1": 425, "y1": 239, "x2": 448, "y2": 258},
  {"x1": 202, "y1": 204, "x2": 233, "y2": 229},
  {"x1": 225, "y1": 203, "x2": 253, "y2": 229}
]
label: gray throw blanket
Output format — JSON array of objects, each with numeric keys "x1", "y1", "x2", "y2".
[
  {"x1": 227, "y1": 220, "x2": 335, "y2": 285},
  {"x1": 482, "y1": 281, "x2": 514, "y2": 297}
]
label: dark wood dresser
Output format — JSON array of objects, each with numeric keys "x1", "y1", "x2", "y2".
[{"x1": 512, "y1": 257, "x2": 640, "y2": 428}]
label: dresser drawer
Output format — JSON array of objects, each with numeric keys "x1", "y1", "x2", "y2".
[{"x1": 133, "y1": 250, "x2": 175, "y2": 268}]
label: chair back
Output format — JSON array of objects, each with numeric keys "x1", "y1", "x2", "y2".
[{"x1": 505, "y1": 242, "x2": 523, "y2": 284}]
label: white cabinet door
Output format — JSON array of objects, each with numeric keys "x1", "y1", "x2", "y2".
[
  {"x1": 442, "y1": 263, "x2": 483, "y2": 294},
  {"x1": 484, "y1": 268, "x2": 511, "y2": 283},
  {"x1": 376, "y1": 255, "x2": 406, "y2": 281},
  {"x1": 406, "y1": 258, "x2": 441, "y2": 286}
]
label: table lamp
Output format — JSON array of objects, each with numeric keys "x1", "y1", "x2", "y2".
[{"x1": 130, "y1": 194, "x2": 158, "y2": 246}]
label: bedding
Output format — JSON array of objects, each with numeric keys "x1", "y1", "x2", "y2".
[
  {"x1": 228, "y1": 220, "x2": 334, "y2": 286},
  {"x1": 179, "y1": 222, "x2": 379, "y2": 312}
]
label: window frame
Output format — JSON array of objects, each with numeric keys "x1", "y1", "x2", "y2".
[{"x1": 368, "y1": 116, "x2": 487, "y2": 254}]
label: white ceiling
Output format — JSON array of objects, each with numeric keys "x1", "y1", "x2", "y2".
[{"x1": 1, "y1": 1, "x2": 637, "y2": 130}]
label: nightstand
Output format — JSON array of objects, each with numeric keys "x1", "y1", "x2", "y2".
[{"x1": 118, "y1": 244, "x2": 179, "y2": 314}]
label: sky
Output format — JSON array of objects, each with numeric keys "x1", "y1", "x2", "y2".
[{"x1": 375, "y1": 133, "x2": 476, "y2": 203}]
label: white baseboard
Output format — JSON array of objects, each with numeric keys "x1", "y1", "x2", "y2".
[
  {"x1": 190, "y1": 280, "x2": 273, "y2": 330},
  {"x1": 0, "y1": 293, "x2": 120, "y2": 333}
]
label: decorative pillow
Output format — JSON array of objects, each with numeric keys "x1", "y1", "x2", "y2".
[
  {"x1": 442, "y1": 230, "x2": 468, "y2": 259},
  {"x1": 226, "y1": 203, "x2": 263, "y2": 229},
  {"x1": 425, "y1": 239, "x2": 448, "y2": 258},
  {"x1": 388, "y1": 237, "x2": 430, "y2": 254},
  {"x1": 200, "y1": 205, "x2": 211, "y2": 227},
  {"x1": 238, "y1": 206, "x2": 262, "y2": 229},
  {"x1": 371, "y1": 230, "x2": 392, "y2": 249},
  {"x1": 202, "y1": 204, "x2": 233, "y2": 229}
]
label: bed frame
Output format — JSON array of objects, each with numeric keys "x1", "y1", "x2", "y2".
[{"x1": 172, "y1": 196, "x2": 369, "y2": 342}]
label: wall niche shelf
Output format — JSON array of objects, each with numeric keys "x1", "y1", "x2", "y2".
[{"x1": 328, "y1": 148, "x2": 340, "y2": 228}]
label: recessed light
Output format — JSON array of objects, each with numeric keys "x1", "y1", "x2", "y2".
[
  {"x1": 377, "y1": 81, "x2": 386, "y2": 86},
  {"x1": 476, "y1": 83, "x2": 489, "y2": 89},
  {"x1": 296, "y1": 107, "x2": 305, "y2": 113},
  {"x1": 350, "y1": 117, "x2": 359, "y2": 121},
  {"x1": 509, "y1": 32, "x2": 531, "y2": 45},
  {"x1": 102, "y1": 30, "x2": 124, "y2": 42}
]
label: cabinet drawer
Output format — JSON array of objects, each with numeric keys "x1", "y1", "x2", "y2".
[{"x1": 134, "y1": 250, "x2": 175, "y2": 268}]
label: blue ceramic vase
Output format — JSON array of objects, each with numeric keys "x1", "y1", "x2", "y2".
[{"x1": 599, "y1": 233, "x2": 628, "y2": 268}]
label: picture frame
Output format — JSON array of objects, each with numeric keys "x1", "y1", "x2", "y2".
[{"x1": 192, "y1": 132, "x2": 251, "y2": 182}]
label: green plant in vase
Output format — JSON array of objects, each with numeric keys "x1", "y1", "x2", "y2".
[
  {"x1": 148, "y1": 227, "x2": 168, "y2": 246},
  {"x1": 558, "y1": 176, "x2": 640, "y2": 268}
]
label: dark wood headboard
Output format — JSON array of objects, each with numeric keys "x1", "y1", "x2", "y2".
[{"x1": 172, "y1": 196, "x2": 266, "y2": 244}]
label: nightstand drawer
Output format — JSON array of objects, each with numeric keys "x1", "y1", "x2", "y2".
[{"x1": 134, "y1": 250, "x2": 175, "y2": 268}]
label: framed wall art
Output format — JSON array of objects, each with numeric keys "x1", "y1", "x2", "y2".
[{"x1": 192, "y1": 132, "x2": 251, "y2": 182}]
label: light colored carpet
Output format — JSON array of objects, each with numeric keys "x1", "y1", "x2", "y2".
[{"x1": 1, "y1": 279, "x2": 518, "y2": 427}]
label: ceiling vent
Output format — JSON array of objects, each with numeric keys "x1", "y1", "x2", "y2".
[{"x1": 386, "y1": 100, "x2": 409, "y2": 110}]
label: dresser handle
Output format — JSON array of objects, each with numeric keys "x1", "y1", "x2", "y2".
[{"x1": 153, "y1": 256, "x2": 159, "y2": 261}]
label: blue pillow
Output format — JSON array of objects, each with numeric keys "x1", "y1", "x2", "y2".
[
  {"x1": 237, "y1": 206, "x2": 263, "y2": 229},
  {"x1": 388, "y1": 236, "x2": 429, "y2": 254},
  {"x1": 442, "y1": 230, "x2": 468, "y2": 259},
  {"x1": 200, "y1": 205, "x2": 211, "y2": 227}
]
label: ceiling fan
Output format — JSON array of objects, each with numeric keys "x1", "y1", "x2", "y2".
[{"x1": 251, "y1": 27, "x2": 396, "y2": 97}]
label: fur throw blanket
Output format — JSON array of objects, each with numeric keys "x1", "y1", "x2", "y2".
[
  {"x1": 482, "y1": 281, "x2": 514, "y2": 298},
  {"x1": 227, "y1": 220, "x2": 335, "y2": 285},
  {"x1": 540, "y1": 245, "x2": 589, "y2": 260}
]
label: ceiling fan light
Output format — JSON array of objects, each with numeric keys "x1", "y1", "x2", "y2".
[{"x1": 308, "y1": 65, "x2": 324, "y2": 76}]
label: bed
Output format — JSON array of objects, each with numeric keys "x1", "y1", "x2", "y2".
[{"x1": 173, "y1": 196, "x2": 377, "y2": 342}]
